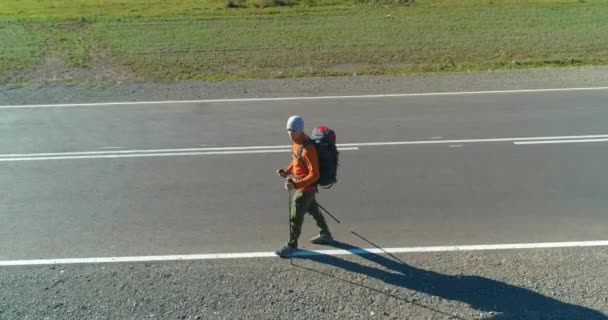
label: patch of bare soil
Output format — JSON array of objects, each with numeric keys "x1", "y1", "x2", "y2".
[
  {"x1": 4, "y1": 50, "x2": 137, "y2": 84},
  {"x1": 2, "y1": 23, "x2": 138, "y2": 84}
]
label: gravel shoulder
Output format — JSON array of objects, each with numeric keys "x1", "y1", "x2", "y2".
[
  {"x1": 2, "y1": 66, "x2": 608, "y2": 106},
  {"x1": 1, "y1": 246, "x2": 607, "y2": 320}
]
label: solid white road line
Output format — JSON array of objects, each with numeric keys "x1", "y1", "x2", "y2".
[
  {"x1": 0, "y1": 146, "x2": 294, "y2": 158},
  {"x1": 337, "y1": 134, "x2": 608, "y2": 148},
  {"x1": 1, "y1": 86, "x2": 607, "y2": 109},
  {"x1": 514, "y1": 138, "x2": 608, "y2": 145},
  {"x1": 1, "y1": 134, "x2": 607, "y2": 161},
  {"x1": 2, "y1": 240, "x2": 607, "y2": 266},
  {"x1": 0, "y1": 147, "x2": 360, "y2": 162}
]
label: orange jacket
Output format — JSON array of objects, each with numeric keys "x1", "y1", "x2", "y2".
[{"x1": 284, "y1": 135, "x2": 320, "y2": 192}]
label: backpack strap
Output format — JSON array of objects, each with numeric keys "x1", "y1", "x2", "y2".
[
  {"x1": 295, "y1": 138, "x2": 313, "y2": 165},
  {"x1": 294, "y1": 138, "x2": 319, "y2": 192}
]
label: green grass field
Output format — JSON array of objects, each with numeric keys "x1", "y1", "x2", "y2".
[
  {"x1": 0, "y1": 19, "x2": 43, "y2": 72},
  {"x1": 1, "y1": 0, "x2": 607, "y2": 81}
]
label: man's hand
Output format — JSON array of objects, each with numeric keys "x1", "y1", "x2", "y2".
[
  {"x1": 285, "y1": 179, "x2": 296, "y2": 191},
  {"x1": 276, "y1": 169, "x2": 288, "y2": 178}
]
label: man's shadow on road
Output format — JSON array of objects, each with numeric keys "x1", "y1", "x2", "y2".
[{"x1": 293, "y1": 241, "x2": 607, "y2": 320}]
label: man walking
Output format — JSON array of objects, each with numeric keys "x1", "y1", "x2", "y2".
[{"x1": 275, "y1": 115, "x2": 334, "y2": 258}]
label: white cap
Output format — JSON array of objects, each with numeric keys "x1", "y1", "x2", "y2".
[{"x1": 286, "y1": 115, "x2": 304, "y2": 132}]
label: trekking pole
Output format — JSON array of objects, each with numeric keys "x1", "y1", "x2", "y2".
[
  {"x1": 317, "y1": 203, "x2": 341, "y2": 224},
  {"x1": 350, "y1": 231, "x2": 406, "y2": 265},
  {"x1": 288, "y1": 188, "x2": 293, "y2": 265}
]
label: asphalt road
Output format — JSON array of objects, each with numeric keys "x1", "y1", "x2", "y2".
[{"x1": 2, "y1": 89, "x2": 608, "y2": 260}]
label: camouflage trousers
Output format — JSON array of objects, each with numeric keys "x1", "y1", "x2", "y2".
[{"x1": 288, "y1": 190, "x2": 331, "y2": 248}]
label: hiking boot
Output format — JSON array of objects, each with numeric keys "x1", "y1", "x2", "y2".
[
  {"x1": 275, "y1": 245, "x2": 297, "y2": 258},
  {"x1": 310, "y1": 233, "x2": 334, "y2": 245}
]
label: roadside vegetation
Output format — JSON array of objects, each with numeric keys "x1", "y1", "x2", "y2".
[{"x1": 1, "y1": 0, "x2": 607, "y2": 82}]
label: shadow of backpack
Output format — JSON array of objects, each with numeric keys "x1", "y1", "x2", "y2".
[{"x1": 296, "y1": 126, "x2": 339, "y2": 189}]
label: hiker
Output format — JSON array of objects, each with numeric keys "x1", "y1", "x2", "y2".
[{"x1": 275, "y1": 115, "x2": 334, "y2": 258}]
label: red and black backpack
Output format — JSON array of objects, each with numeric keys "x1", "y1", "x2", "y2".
[{"x1": 296, "y1": 126, "x2": 339, "y2": 189}]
